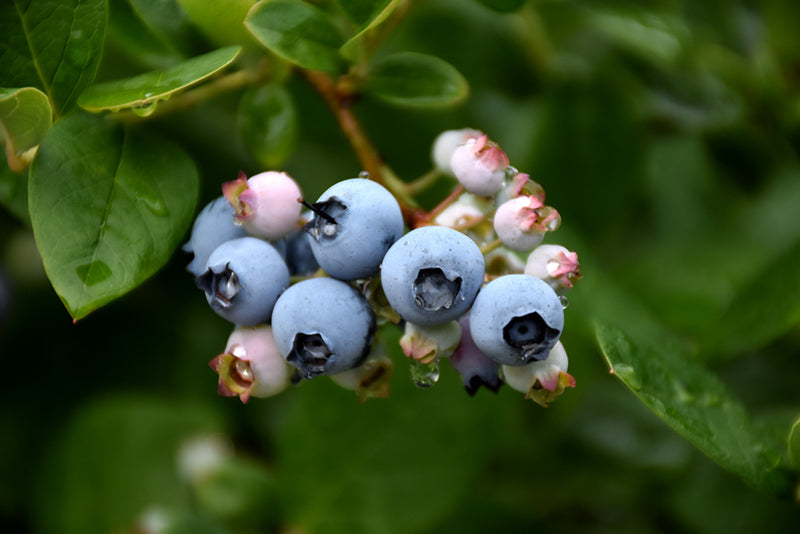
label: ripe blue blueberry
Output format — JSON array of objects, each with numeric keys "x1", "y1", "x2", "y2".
[
  {"x1": 380, "y1": 226, "x2": 485, "y2": 326},
  {"x1": 304, "y1": 178, "x2": 404, "y2": 281},
  {"x1": 196, "y1": 237, "x2": 290, "y2": 326},
  {"x1": 283, "y1": 228, "x2": 320, "y2": 276},
  {"x1": 271, "y1": 277, "x2": 376, "y2": 379},
  {"x1": 183, "y1": 196, "x2": 248, "y2": 277},
  {"x1": 469, "y1": 274, "x2": 563, "y2": 366}
]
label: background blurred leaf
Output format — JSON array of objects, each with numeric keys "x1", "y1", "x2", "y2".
[
  {"x1": 0, "y1": 87, "x2": 52, "y2": 171},
  {"x1": 29, "y1": 113, "x2": 199, "y2": 319},
  {"x1": 475, "y1": 0, "x2": 525, "y2": 12},
  {"x1": 106, "y1": 0, "x2": 188, "y2": 68},
  {"x1": 77, "y1": 46, "x2": 241, "y2": 114},
  {"x1": 274, "y1": 361, "x2": 495, "y2": 534},
  {"x1": 0, "y1": 158, "x2": 29, "y2": 223},
  {"x1": 363, "y1": 52, "x2": 468, "y2": 108},
  {"x1": 237, "y1": 84, "x2": 298, "y2": 168},
  {"x1": 245, "y1": 0, "x2": 346, "y2": 73},
  {"x1": 177, "y1": 0, "x2": 259, "y2": 47},
  {"x1": 34, "y1": 395, "x2": 226, "y2": 534},
  {"x1": 699, "y1": 240, "x2": 800, "y2": 359},
  {"x1": 597, "y1": 320, "x2": 792, "y2": 494},
  {"x1": 0, "y1": 0, "x2": 107, "y2": 115}
]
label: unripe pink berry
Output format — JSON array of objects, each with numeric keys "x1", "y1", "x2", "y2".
[
  {"x1": 450, "y1": 135, "x2": 509, "y2": 197},
  {"x1": 493, "y1": 195, "x2": 561, "y2": 251},
  {"x1": 223, "y1": 171, "x2": 302, "y2": 241},
  {"x1": 431, "y1": 128, "x2": 483, "y2": 174},
  {"x1": 524, "y1": 244, "x2": 582, "y2": 292},
  {"x1": 501, "y1": 341, "x2": 575, "y2": 406},
  {"x1": 210, "y1": 325, "x2": 292, "y2": 403}
]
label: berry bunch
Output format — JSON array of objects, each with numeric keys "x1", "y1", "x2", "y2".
[{"x1": 184, "y1": 128, "x2": 582, "y2": 406}]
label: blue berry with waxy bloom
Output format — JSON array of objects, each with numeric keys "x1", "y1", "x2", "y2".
[
  {"x1": 469, "y1": 274, "x2": 563, "y2": 366},
  {"x1": 283, "y1": 227, "x2": 320, "y2": 276},
  {"x1": 303, "y1": 178, "x2": 404, "y2": 281},
  {"x1": 271, "y1": 277, "x2": 376, "y2": 379},
  {"x1": 196, "y1": 237, "x2": 290, "y2": 326},
  {"x1": 183, "y1": 196, "x2": 248, "y2": 277},
  {"x1": 380, "y1": 225, "x2": 485, "y2": 326}
]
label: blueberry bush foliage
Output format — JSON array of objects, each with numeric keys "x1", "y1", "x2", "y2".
[{"x1": 3, "y1": 0, "x2": 800, "y2": 532}]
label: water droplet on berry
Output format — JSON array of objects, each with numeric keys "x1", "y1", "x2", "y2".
[
  {"x1": 358, "y1": 171, "x2": 370, "y2": 179},
  {"x1": 505, "y1": 166, "x2": 519, "y2": 179},
  {"x1": 409, "y1": 359, "x2": 440, "y2": 388},
  {"x1": 559, "y1": 295, "x2": 569, "y2": 309}
]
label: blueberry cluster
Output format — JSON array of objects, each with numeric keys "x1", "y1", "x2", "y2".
[{"x1": 185, "y1": 129, "x2": 582, "y2": 406}]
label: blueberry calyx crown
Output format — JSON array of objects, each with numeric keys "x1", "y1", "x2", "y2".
[
  {"x1": 502, "y1": 312, "x2": 560, "y2": 361},
  {"x1": 287, "y1": 332, "x2": 333, "y2": 379},
  {"x1": 303, "y1": 198, "x2": 346, "y2": 240},
  {"x1": 412, "y1": 268, "x2": 462, "y2": 311},
  {"x1": 196, "y1": 264, "x2": 241, "y2": 309}
]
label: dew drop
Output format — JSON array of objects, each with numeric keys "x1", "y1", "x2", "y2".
[
  {"x1": 559, "y1": 295, "x2": 569, "y2": 309},
  {"x1": 409, "y1": 360, "x2": 440, "y2": 389},
  {"x1": 505, "y1": 166, "x2": 519, "y2": 179},
  {"x1": 358, "y1": 171, "x2": 370, "y2": 179},
  {"x1": 131, "y1": 100, "x2": 157, "y2": 117}
]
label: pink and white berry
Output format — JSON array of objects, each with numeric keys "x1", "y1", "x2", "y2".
[
  {"x1": 449, "y1": 135, "x2": 509, "y2": 197},
  {"x1": 431, "y1": 128, "x2": 482, "y2": 174},
  {"x1": 223, "y1": 171, "x2": 302, "y2": 241},
  {"x1": 209, "y1": 325, "x2": 292, "y2": 403},
  {"x1": 493, "y1": 196, "x2": 561, "y2": 251},
  {"x1": 501, "y1": 341, "x2": 575, "y2": 406},
  {"x1": 524, "y1": 244, "x2": 582, "y2": 293}
]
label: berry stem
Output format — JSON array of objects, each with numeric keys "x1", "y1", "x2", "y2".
[
  {"x1": 405, "y1": 168, "x2": 444, "y2": 195},
  {"x1": 302, "y1": 69, "x2": 419, "y2": 212},
  {"x1": 480, "y1": 238, "x2": 503, "y2": 255}
]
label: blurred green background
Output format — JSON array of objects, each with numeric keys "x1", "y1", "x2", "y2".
[{"x1": 3, "y1": 0, "x2": 800, "y2": 532}]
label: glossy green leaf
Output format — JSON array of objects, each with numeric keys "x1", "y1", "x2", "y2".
[
  {"x1": 597, "y1": 321, "x2": 792, "y2": 494},
  {"x1": 275, "y1": 361, "x2": 495, "y2": 533},
  {"x1": 35, "y1": 395, "x2": 225, "y2": 534},
  {"x1": 29, "y1": 113, "x2": 198, "y2": 320},
  {"x1": 364, "y1": 52, "x2": 469, "y2": 108},
  {"x1": 0, "y1": 0, "x2": 107, "y2": 115},
  {"x1": 476, "y1": 0, "x2": 525, "y2": 12},
  {"x1": 339, "y1": 0, "x2": 402, "y2": 61},
  {"x1": 77, "y1": 46, "x2": 241, "y2": 113},
  {"x1": 245, "y1": 0, "x2": 346, "y2": 73},
  {"x1": 177, "y1": 0, "x2": 258, "y2": 46},
  {"x1": 237, "y1": 84, "x2": 297, "y2": 168},
  {"x1": 0, "y1": 87, "x2": 52, "y2": 171},
  {"x1": 699, "y1": 241, "x2": 800, "y2": 359}
]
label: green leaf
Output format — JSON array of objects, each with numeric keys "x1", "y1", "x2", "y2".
[
  {"x1": 29, "y1": 113, "x2": 199, "y2": 320},
  {"x1": 699, "y1": 241, "x2": 800, "y2": 359},
  {"x1": 34, "y1": 395, "x2": 225, "y2": 534},
  {"x1": 237, "y1": 84, "x2": 297, "y2": 168},
  {"x1": 245, "y1": 0, "x2": 346, "y2": 73},
  {"x1": 177, "y1": 0, "x2": 259, "y2": 46},
  {"x1": 106, "y1": 0, "x2": 187, "y2": 68},
  {"x1": 596, "y1": 321, "x2": 792, "y2": 494},
  {"x1": 475, "y1": 0, "x2": 525, "y2": 12},
  {"x1": 77, "y1": 46, "x2": 242, "y2": 114},
  {"x1": 0, "y1": 0, "x2": 107, "y2": 115},
  {"x1": 363, "y1": 52, "x2": 469, "y2": 108},
  {"x1": 0, "y1": 87, "x2": 53, "y2": 171},
  {"x1": 339, "y1": 0, "x2": 402, "y2": 61}
]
